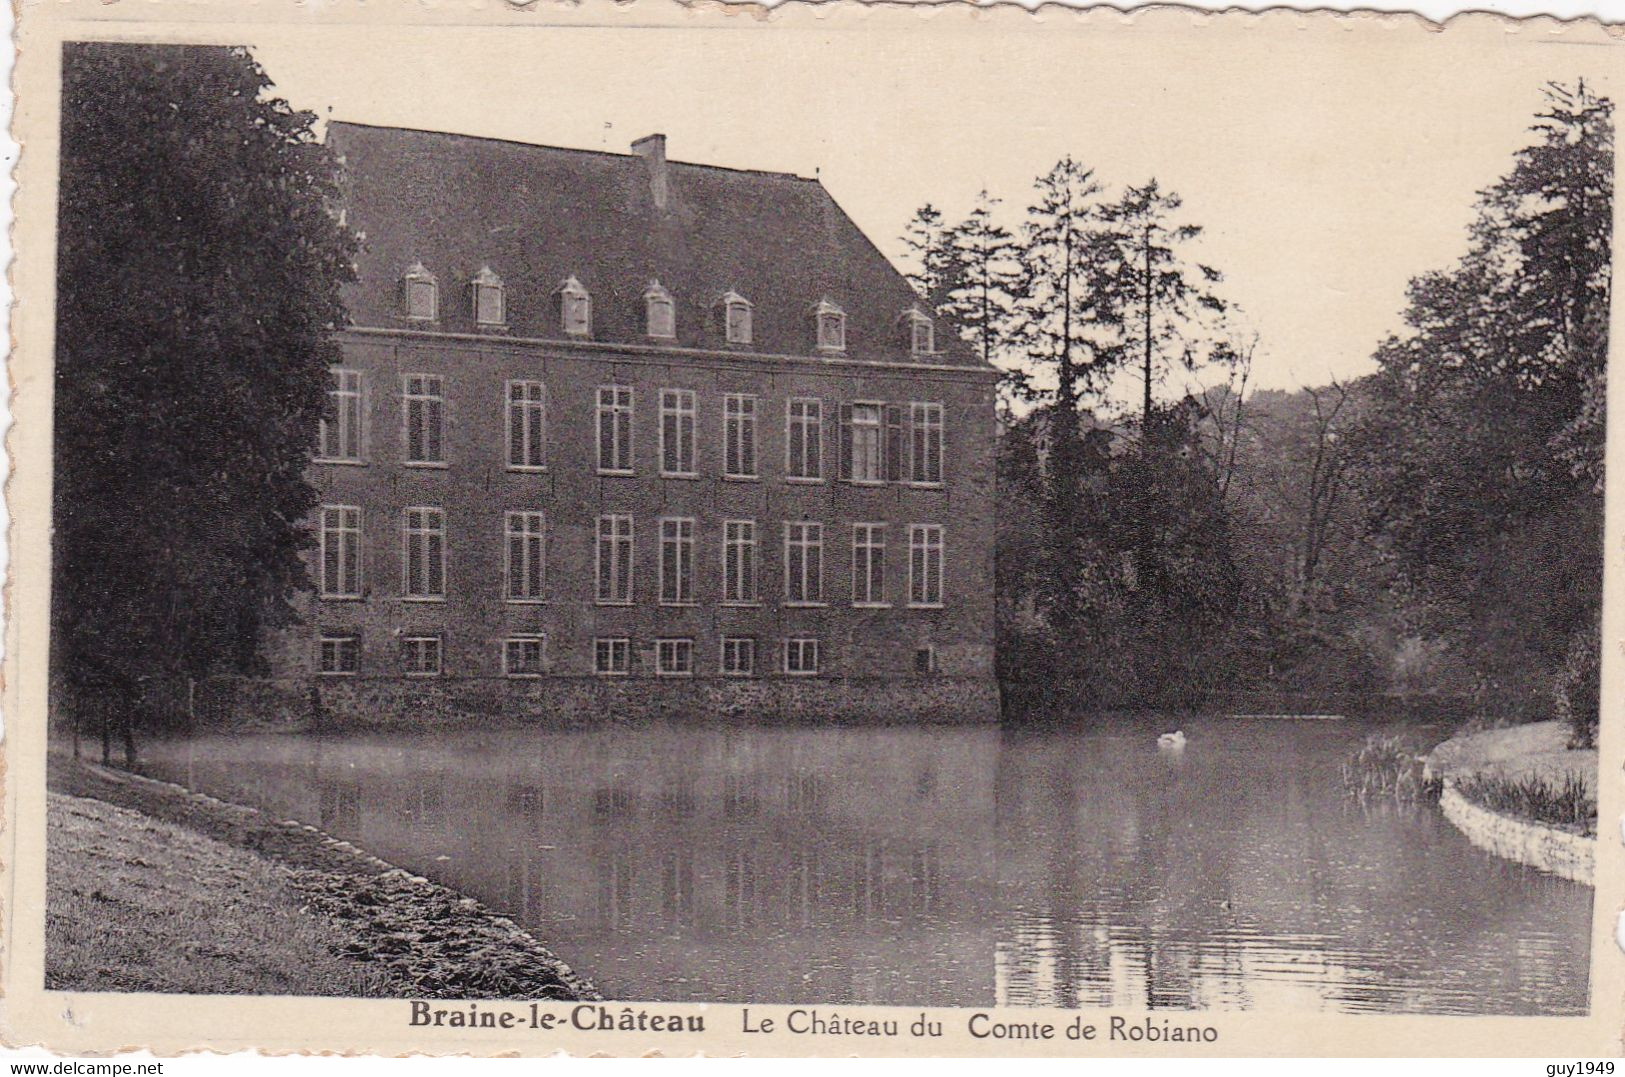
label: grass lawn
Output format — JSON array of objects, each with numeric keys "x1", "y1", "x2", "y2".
[{"x1": 46, "y1": 792, "x2": 386, "y2": 996}]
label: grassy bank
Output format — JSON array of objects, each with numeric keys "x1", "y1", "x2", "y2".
[
  {"x1": 47, "y1": 758, "x2": 598, "y2": 1000},
  {"x1": 1424, "y1": 720, "x2": 1598, "y2": 835},
  {"x1": 48, "y1": 792, "x2": 388, "y2": 995}
]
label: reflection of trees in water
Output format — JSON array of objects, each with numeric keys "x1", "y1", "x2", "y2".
[{"x1": 142, "y1": 724, "x2": 1588, "y2": 1009}]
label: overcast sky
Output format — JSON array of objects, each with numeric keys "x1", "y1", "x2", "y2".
[{"x1": 251, "y1": 16, "x2": 1611, "y2": 401}]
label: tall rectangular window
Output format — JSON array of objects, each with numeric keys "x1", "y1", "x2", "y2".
[
  {"x1": 402, "y1": 507, "x2": 446, "y2": 600},
  {"x1": 841, "y1": 402, "x2": 903, "y2": 483},
  {"x1": 784, "y1": 522, "x2": 823, "y2": 605},
  {"x1": 910, "y1": 402, "x2": 944, "y2": 485},
  {"x1": 852, "y1": 523, "x2": 886, "y2": 606},
  {"x1": 660, "y1": 389, "x2": 697, "y2": 476},
  {"x1": 318, "y1": 633, "x2": 360, "y2": 675},
  {"x1": 659, "y1": 517, "x2": 695, "y2": 605},
  {"x1": 507, "y1": 381, "x2": 546, "y2": 470},
  {"x1": 597, "y1": 386, "x2": 634, "y2": 474},
  {"x1": 504, "y1": 636, "x2": 546, "y2": 677},
  {"x1": 402, "y1": 635, "x2": 442, "y2": 677},
  {"x1": 850, "y1": 403, "x2": 883, "y2": 483},
  {"x1": 723, "y1": 394, "x2": 758, "y2": 478},
  {"x1": 722, "y1": 520, "x2": 757, "y2": 604},
  {"x1": 403, "y1": 374, "x2": 445, "y2": 465},
  {"x1": 595, "y1": 637, "x2": 631, "y2": 675},
  {"x1": 657, "y1": 638, "x2": 694, "y2": 677},
  {"x1": 596, "y1": 514, "x2": 634, "y2": 604},
  {"x1": 784, "y1": 638, "x2": 821, "y2": 676},
  {"x1": 910, "y1": 524, "x2": 945, "y2": 607},
  {"x1": 319, "y1": 505, "x2": 362, "y2": 599},
  {"x1": 505, "y1": 511, "x2": 546, "y2": 602},
  {"x1": 786, "y1": 398, "x2": 822, "y2": 480},
  {"x1": 721, "y1": 637, "x2": 755, "y2": 676},
  {"x1": 318, "y1": 369, "x2": 362, "y2": 462}
]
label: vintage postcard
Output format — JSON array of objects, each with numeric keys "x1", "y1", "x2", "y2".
[{"x1": 3, "y1": 0, "x2": 1623, "y2": 1060}]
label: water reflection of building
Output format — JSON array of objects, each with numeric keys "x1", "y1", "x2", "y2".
[
  {"x1": 139, "y1": 720, "x2": 1592, "y2": 1013},
  {"x1": 162, "y1": 724, "x2": 1001, "y2": 1005}
]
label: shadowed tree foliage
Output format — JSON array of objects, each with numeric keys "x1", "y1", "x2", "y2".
[
  {"x1": 902, "y1": 160, "x2": 1239, "y2": 711},
  {"x1": 52, "y1": 43, "x2": 356, "y2": 760},
  {"x1": 1350, "y1": 80, "x2": 1610, "y2": 743}
]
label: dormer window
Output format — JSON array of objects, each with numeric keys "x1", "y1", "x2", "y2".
[
  {"x1": 903, "y1": 308, "x2": 935, "y2": 355},
  {"x1": 556, "y1": 276, "x2": 592, "y2": 337},
  {"x1": 814, "y1": 298, "x2": 846, "y2": 353},
  {"x1": 402, "y1": 262, "x2": 438, "y2": 321},
  {"x1": 472, "y1": 266, "x2": 505, "y2": 328},
  {"x1": 719, "y1": 291, "x2": 753, "y2": 345},
  {"x1": 644, "y1": 280, "x2": 676, "y2": 339}
]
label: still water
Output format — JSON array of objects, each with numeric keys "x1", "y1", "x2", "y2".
[{"x1": 134, "y1": 717, "x2": 1591, "y2": 1014}]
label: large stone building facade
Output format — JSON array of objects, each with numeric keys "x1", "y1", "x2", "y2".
[{"x1": 259, "y1": 122, "x2": 1000, "y2": 723}]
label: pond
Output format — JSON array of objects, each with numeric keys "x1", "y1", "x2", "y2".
[{"x1": 132, "y1": 716, "x2": 1591, "y2": 1014}]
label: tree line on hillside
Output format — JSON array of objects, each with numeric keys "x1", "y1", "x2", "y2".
[{"x1": 907, "y1": 81, "x2": 1608, "y2": 743}]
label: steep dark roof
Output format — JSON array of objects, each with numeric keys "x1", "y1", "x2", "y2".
[{"x1": 327, "y1": 122, "x2": 981, "y2": 368}]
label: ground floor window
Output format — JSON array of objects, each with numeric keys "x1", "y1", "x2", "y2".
[
  {"x1": 595, "y1": 637, "x2": 631, "y2": 676},
  {"x1": 504, "y1": 636, "x2": 546, "y2": 677},
  {"x1": 721, "y1": 636, "x2": 755, "y2": 676},
  {"x1": 784, "y1": 637, "x2": 820, "y2": 676},
  {"x1": 914, "y1": 645, "x2": 936, "y2": 674},
  {"x1": 318, "y1": 633, "x2": 360, "y2": 675},
  {"x1": 657, "y1": 638, "x2": 694, "y2": 676},
  {"x1": 403, "y1": 635, "x2": 442, "y2": 676}
]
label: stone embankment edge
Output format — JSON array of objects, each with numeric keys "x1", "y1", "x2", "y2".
[
  {"x1": 59, "y1": 760, "x2": 601, "y2": 999},
  {"x1": 1435, "y1": 779, "x2": 1594, "y2": 886}
]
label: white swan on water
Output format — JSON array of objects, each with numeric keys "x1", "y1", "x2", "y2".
[{"x1": 1157, "y1": 731, "x2": 1187, "y2": 748}]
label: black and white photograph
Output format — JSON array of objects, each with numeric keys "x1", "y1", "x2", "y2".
[{"x1": 6, "y1": 3, "x2": 1621, "y2": 1059}]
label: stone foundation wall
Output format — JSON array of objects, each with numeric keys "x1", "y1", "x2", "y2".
[
  {"x1": 1438, "y1": 782, "x2": 1594, "y2": 886},
  {"x1": 197, "y1": 674, "x2": 1002, "y2": 729}
]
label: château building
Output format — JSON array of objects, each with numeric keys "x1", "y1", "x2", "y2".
[{"x1": 260, "y1": 122, "x2": 1000, "y2": 723}]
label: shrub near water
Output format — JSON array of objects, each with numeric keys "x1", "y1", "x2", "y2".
[
  {"x1": 1341, "y1": 733, "x2": 1431, "y2": 801},
  {"x1": 1452, "y1": 771, "x2": 1597, "y2": 835}
]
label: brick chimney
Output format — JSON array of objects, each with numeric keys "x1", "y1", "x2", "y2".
[{"x1": 631, "y1": 133, "x2": 670, "y2": 210}]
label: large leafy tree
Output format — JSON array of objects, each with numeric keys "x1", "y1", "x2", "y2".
[
  {"x1": 1352, "y1": 81, "x2": 1610, "y2": 737},
  {"x1": 1107, "y1": 399, "x2": 1241, "y2": 704},
  {"x1": 53, "y1": 43, "x2": 355, "y2": 758}
]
